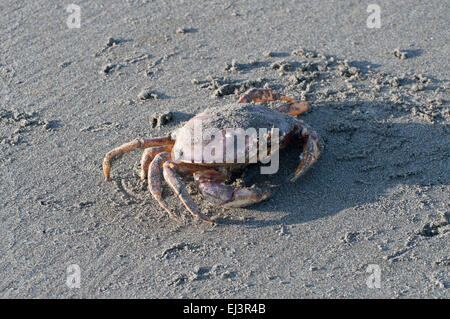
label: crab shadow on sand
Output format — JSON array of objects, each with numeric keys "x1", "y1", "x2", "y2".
[{"x1": 214, "y1": 99, "x2": 449, "y2": 228}]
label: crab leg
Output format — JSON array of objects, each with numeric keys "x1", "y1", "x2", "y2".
[
  {"x1": 162, "y1": 161, "x2": 214, "y2": 223},
  {"x1": 238, "y1": 88, "x2": 295, "y2": 103},
  {"x1": 276, "y1": 101, "x2": 310, "y2": 116},
  {"x1": 140, "y1": 144, "x2": 173, "y2": 180},
  {"x1": 193, "y1": 169, "x2": 271, "y2": 208},
  {"x1": 103, "y1": 136, "x2": 173, "y2": 180},
  {"x1": 238, "y1": 88, "x2": 310, "y2": 116},
  {"x1": 147, "y1": 152, "x2": 179, "y2": 221}
]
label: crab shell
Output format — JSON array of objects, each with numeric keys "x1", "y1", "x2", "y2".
[{"x1": 171, "y1": 103, "x2": 302, "y2": 165}]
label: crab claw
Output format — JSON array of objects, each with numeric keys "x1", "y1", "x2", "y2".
[
  {"x1": 290, "y1": 128, "x2": 323, "y2": 181},
  {"x1": 194, "y1": 170, "x2": 271, "y2": 208}
]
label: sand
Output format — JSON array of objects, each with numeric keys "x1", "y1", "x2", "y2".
[{"x1": 0, "y1": 0, "x2": 448, "y2": 298}]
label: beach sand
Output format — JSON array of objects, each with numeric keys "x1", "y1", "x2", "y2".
[{"x1": 0, "y1": 0, "x2": 448, "y2": 298}]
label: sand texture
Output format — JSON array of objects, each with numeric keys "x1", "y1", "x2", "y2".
[{"x1": 0, "y1": 0, "x2": 448, "y2": 298}]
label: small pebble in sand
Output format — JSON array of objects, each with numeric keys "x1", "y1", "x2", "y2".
[
  {"x1": 214, "y1": 83, "x2": 239, "y2": 97},
  {"x1": 176, "y1": 27, "x2": 189, "y2": 34},
  {"x1": 340, "y1": 232, "x2": 359, "y2": 244},
  {"x1": 291, "y1": 49, "x2": 317, "y2": 59},
  {"x1": 106, "y1": 37, "x2": 121, "y2": 47},
  {"x1": 393, "y1": 48, "x2": 408, "y2": 60},
  {"x1": 300, "y1": 61, "x2": 318, "y2": 73},
  {"x1": 224, "y1": 59, "x2": 240, "y2": 72},
  {"x1": 201, "y1": 76, "x2": 222, "y2": 90},
  {"x1": 411, "y1": 84, "x2": 423, "y2": 92},
  {"x1": 150, "y1": 112, "x2": 173, "y2": 128},
  {"x1": 42, "y1": 119, "x2": 59, "y2": 131},
  {"x1": 288, "y1": 74, "x2": 300, "y2": 85},
  {"x1": 101, "y1": 63, "x2": 116, "y2": 74},
  {"x1": 337, "y1": 61, "x2": 359, "y2": 78},
  {"x1": 304, "y1": 83, "x2": 313, "y2": 93},
  {"x1": 414, "y1": 73, "x2": 430, "y2": 84},
  {"x1": 270, "y1": 61, "x2": 292, "y2": 72},
  {"x1": 309, "y1": 265, "x2": 319, "y2": 271},
  {"x1": 60, "y1": 61, "x2": 72, "y2": 68},
  {"x1": 138, "y1": 88, "x2": 159, "y2": 100},
  {"x1": 221, "y1": 271, "x2": 235, "y2": 280},
  {"x1": 388, "y1": 77, "x2": 400, "y2": 88}
]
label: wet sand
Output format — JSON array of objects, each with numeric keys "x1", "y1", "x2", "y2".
[{"x1": 0, "y1": 0, "x2": 448, "y2": 298}]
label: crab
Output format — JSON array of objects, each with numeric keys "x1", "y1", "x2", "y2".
[{"x1": 103, "y1": 88, "x2": 323, "y2": 223}]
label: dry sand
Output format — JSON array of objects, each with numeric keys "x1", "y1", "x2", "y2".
[{"x1": 0, "y1": 0, "x2": 448, "y2": 298}]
